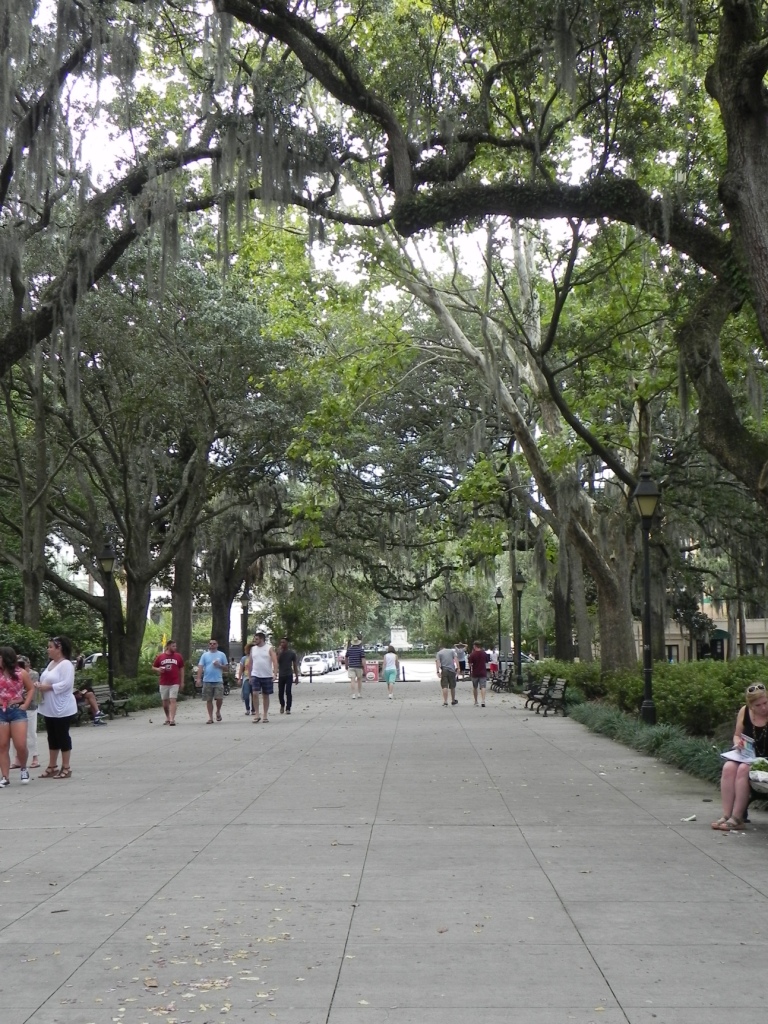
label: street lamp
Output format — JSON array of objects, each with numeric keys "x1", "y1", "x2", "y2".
[
  {"x1": 514, "y1": 570, "x2": 525, "y2": 689},
  {"x1": 98, "y1": 541, "x2": 116, "y2": 693},
  {"x1": 633, "y1": 470, "x2": 660, "y2": 724},
  {"x1": 494, "y1": 587, "x2": 503, "y2": 677}
]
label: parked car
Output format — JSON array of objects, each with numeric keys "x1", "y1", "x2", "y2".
[
  {"x1": 300, "y1": 654, "x2": 327, "y2": 676},
  {"x1": 81, "y1": 652, "x2": 104, "y2": 670},
  {"x1": 324, "y1": 650, "x2": 340, "y2": 670}
]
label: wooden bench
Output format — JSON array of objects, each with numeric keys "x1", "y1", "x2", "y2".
[
  {"x1": 491, "y1": 665, "x2": 516, "y2": 692},
  {"x1": 536, "y1": 677, "x2": 568, "y2": 717},
  {"x1": 75, "y1": 683, "x2": 130, "y2": 723},
  {"x1": 524, "y1": 675, "x2": 551, "y2": 709}
]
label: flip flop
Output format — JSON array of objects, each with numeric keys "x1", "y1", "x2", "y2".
[
  {"x1": 216, "y1": 714, "x2": 222, "y2": 722},
  {"x1": 206, "y1": 719, "x2": 214, "y2": 724},
  {"x1": 253, "y1": 717, "x2": 261, "y2": 723}
]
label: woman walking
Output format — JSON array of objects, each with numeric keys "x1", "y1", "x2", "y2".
[
  {"x1": 0, "y1": 647, "x2": 35, "y2": 786},
  {"x1": 36, "y1": 636, "x2": 77, "y2": 779},
  {"x1": 382, "y1": 645, "x2": 399, "y2": 699}
]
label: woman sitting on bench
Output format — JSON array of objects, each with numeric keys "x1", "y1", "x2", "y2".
[{"x1": 712, "y1": 682, "x2": 768, "y2": 831}]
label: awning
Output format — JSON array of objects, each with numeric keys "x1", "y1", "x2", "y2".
[{"x1": 711, "y1": 628, "x2": 730, "y2": 640}]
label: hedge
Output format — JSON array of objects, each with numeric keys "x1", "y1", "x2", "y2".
[{"x1": 527, "y1": 657, "x2": 768, "y2": 737}]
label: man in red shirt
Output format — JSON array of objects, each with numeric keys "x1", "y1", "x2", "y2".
[
  {"x1": 467, "y1": 640, "x2": 488, "y2": 707},
  {"x1": 152, "y1": 640, "x2": 185, "y2": 725}
]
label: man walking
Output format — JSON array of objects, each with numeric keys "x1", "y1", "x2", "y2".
[
  {"x1": 468, "y1": 640, "x2": 489, "y2": 706},
  {"x1": 152, "y1": 639, "x2": 184, "y2": 725},
  {"x1": 435, "y1": 644, "x2": 459, "y2": 706},
  {"x1": 196, "y1": 639, "x2": 228, "y2": 724},
  {"x1": 250, "y1": 631, "x2": 278, "y2": 723},
  {"x1": 345, "y1": 635, "x2": 366, "y2": 699},
  {"x1": 276, "y1": 638, "x2": 299, "y2": 714}
]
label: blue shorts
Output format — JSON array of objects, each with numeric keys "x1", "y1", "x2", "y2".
[
  {"x1": 251, "y1": 677, "x2": 274, "y2": 695},
  {"x1": 0, "y1": 706, "x2": 27, "y2": 724}
]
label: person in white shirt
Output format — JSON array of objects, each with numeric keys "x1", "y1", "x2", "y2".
[
  {"x1": 36, "y1": 636, "x2": 77, "y2": 779},
  {"x1": 249, "y1": 632, "x2": 278, "y2": 723},
  {"x1": 382, "y1": 646, "x2": 399, "y2": 699}
]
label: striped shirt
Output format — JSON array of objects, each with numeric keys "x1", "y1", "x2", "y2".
[{"x1": 345, "y1": 644, "x2": 365, "y2": 668}]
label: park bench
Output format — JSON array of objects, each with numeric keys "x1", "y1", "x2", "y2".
[
  {"x1": 536, "y1": 677, "x2": 568, "y2": 717},
  {"x1": 524, "y1": 675, "x2": 551, "y2": 709},
  {"x1": 75, "y1": 683, "x2": 130, "y2": 724},
  {"x1": 490, "y1": 665, "x2": 515, "y2": 692}
]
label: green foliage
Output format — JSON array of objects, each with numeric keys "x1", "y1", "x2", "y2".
[
  {"x1": 266, "y1": 594, "x2": 319, "y2": 655},
  {"x1": 531, "y1": 657, "x2": 768, "y2": 736},
  {"x1": 0, "y1": 625, "x2": 49, "y2": 669}
]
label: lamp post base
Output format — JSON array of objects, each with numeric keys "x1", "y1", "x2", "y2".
[{"x1": 640, "y1": 700, "x2": 656, "y2": 725}]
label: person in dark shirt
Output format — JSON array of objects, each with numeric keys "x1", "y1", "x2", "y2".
[
  {"x1": 277, "y1": 638, "x2": 299, "y2": 714},
  {"x1": 467, "y1": 640, "x2": 488, "y2": 707}
]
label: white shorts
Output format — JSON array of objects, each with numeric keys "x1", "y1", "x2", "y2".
[
  {"x1": 348, "y1": 667, "x2": 363, "y2": 681},
  {"x1": 159, "y1": 684, "x2": 180, "y2": 700}
]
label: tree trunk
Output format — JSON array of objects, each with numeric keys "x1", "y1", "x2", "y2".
[
  {"x1": 727, "y1": 601, "x2": 738, "y2": 661},
  {"x1": 553, "y1": 575, "x2": 573, "y2": 661},
  {"x1": 209, "y1": 588, "x2": 233, "y2": 658},
  {"x1": 114, "y1": 576, "x2": 150, "y2": 678},
  {"x1": 569, "y1": 548, "x2": 593, "y2": 662},
  {"x1": 172, "y1": 531, "x2": 195, "y2": 665},
  {"x1": 650, "y1": 541, "x2": 667, "y2": 663},
  {"x1": 596, "y1": 571, "x2": 637, "y2": 673},
  {"x1": 21, "y1": 349, "x2": 47, "y2": 627}
]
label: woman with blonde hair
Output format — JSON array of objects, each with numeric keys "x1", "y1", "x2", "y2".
[{"x1": 712, "y1": 682, "x2": 768, "y2": 831}]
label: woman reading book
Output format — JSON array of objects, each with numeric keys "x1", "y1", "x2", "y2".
[{"x1": 712, "y1": 683, "x2": 768, "y2": 831}]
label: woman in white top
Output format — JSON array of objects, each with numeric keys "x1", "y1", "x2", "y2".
[
  {"x1": 36, "y1": 636, "x2": 77, "y2": 779},
  {"x1": 382, "y1": 645, "x2": 399, "y2": 699}
]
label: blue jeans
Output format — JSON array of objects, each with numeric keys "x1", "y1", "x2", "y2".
[
  {"x1": 241, "y1": 679, "x2": 251, "y2": 712},
  {"x1": 0, "y1": 706, "x2": 27, "y2": 724}
]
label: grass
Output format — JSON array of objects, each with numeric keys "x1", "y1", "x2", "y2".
[{"x1": 568, "y1": 702, "x2": 724, "y2": 787}]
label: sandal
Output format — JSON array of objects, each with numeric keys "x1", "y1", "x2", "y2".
[
  {"x1": 56, "y1": 767, "x2": 72, "y2": 779},
  {"x1": 711, "y1": 816, "x2": 729, "y2": 829},
  {"x1": 716, "y1": 816, "x2": 744, "y2": 831},
  {"x1": 39, "y1": 765, "x2": 58, "y2": 778}
]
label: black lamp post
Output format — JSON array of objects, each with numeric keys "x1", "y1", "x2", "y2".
[
  {"x1": 494, "y1": 587, "x2": 503, "y2": 674},
  {"x1": 633, "y1": 470, "x2": 660, "y2": 724},
  {"x1": 98, "y1": 541, "x2": 116, "y2": 693},
  {"x1": 514, "y1": 570, "x2": 525, "y2": 689}
]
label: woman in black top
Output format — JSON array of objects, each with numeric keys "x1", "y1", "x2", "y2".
[{"x1": 712, "y1": 683, "x2": 768, "y2": 831}]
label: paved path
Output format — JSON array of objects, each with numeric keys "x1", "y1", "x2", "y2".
[{"x1": 2, "y1": 664, "x2": 767, "y2": 1024}]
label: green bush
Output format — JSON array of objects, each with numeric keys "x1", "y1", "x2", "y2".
[
  {"x1": 530, "y1": 656, "x2": 768, "y2": 737},
  {"x1": 0, "y1": 625, "x2": 49, "y2": 668},
  {"x1": 570, "y1": 703, "x2": 724, "y2": 786}
]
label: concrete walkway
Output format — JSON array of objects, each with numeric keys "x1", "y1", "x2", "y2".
[{"x1": 2, "y1": 663, "x2": 767, "y2": 1024}]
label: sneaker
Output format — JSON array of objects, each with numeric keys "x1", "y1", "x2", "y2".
[
  {"x1": 93, "y1": 710, "x2": 105, "y2": 720},
  {"x1": 19, "y1": 768, "x2": 29, "y2": 784},
  {"x1": 286, "y1": 709, "x2": 291, "y2": 714},
  {"x1": 388, "y1": 694, "x2": 393, "y2": 699},
  {"x1": 280, "y1": 706, "x2": 285, "y2": 714},
  {"x1": 451, "y1": 699, "x2": 458, "y2": 705},
  {"x1": 0, "y1": 776, "x2": 8, "y2": 787},
  {"x1": 351, "y1": 694, "x2": 356, "y2": 699}
]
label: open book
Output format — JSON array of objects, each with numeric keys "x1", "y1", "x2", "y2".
[{"x1": 721, "y1": 735, "x2": 756, "y2": 763}]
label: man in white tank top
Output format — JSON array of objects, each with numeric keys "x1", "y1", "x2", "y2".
[{"x1": 249, "y1": 631, "x2": 278, "y2": 723}]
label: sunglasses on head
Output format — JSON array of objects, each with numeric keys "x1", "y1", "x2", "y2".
[
  {"x1": 748, "y1": 684, "x2": 766, "y2": 693},
  {"x1": 49, "y1": 637, "x2": 61, "y2": 646}
]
